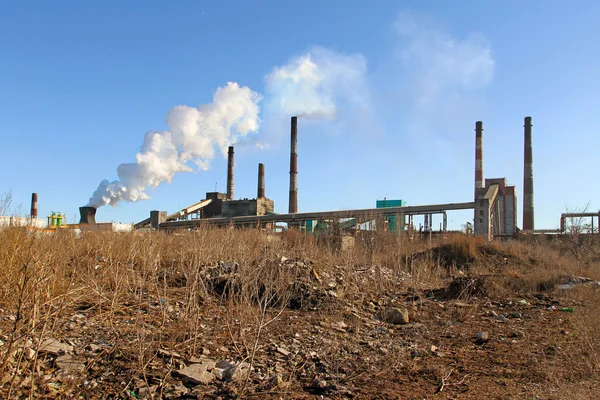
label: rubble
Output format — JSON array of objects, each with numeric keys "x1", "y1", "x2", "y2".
[
  {"x1": 38, "y1": 339, "x2": 73, "y2": 355},
  {"x1": 175, "y1": 361, "x2": 216, "y2": 385},
  {"x1": 382, "y1": 306, "x2": 410, "y2": 325},
  {"x1": 222, "y1": 361, "x2": 251, "y2": 382},
  {"x1": 24, "y1": 347, "x2": 36, "y2": 360},
  {"x1": 0, "y1": 254, "x2": 593, "y2": 398},
  {"x1": 55, "y1": 354, "x2": 86, "y2": 375}
]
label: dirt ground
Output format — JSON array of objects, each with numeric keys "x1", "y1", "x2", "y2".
[{"x1": 1, "y1": 231, "x2": 599, "y2": 399}]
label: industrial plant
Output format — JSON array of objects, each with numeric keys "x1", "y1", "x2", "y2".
[{"x1": 2, "y1": 116, "x2": 598, "y2": 239}]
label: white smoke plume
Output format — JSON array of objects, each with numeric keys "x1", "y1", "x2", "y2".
[
  {"x1": 88, "y1": 12, "x2": 494, "y2": 210},
  {"x1": 264, "y1": 46, "x2": 370, "y2": 121},
  {"x1": 87, "y1": 82, "x2": 261, "y2": 208}
]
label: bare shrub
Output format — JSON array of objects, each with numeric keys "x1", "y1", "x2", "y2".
[{"x1": 0, "y1": 225, "x2": 599, "y2": 398}]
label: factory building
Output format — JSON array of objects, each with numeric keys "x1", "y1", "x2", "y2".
[
  {"x1": 69, "y1": 114, "x2": 536, "y2": 241},
  {"x1": 131, "y1": 143, "x2": 275, "y2": 229},
  {"x1": 475, "y1": 178, "x2": 517, "y2": 239}
]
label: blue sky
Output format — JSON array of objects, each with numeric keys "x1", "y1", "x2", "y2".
[{"x1": 1, "y1": 1, "x2": 598, "y2": 230}]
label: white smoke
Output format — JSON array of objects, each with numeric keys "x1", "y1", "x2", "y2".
[
  {"x1": 264, "y1": 46, "x2": 370, "y2": 121},
  {"x1": 88, "y1": 12, "x2": 494, "y2": 209},
  {"x1": 87, "y1": 82, "x2": 261, "y2": 208}
]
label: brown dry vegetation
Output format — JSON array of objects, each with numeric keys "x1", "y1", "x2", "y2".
[{"x1": 0, "y1": 227, "x2": 599, "y2": 399}]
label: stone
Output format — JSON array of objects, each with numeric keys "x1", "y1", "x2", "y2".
[
  {"x1": 213, "y1": 360, "x2": 236, "y2": 380},
  {"x1": 510, "y1": 312, "x2": 522, "y2": 319},
  {"x1": 476, "y1": 332, "x2": 489, "y2": 341},
  {"x1": 25, "y1": 347, "x2": 36, "y2": 360},
  {"x1": 202, "y1": 360, "x2": 216, "y2": 370},
  {"x1": 158, "y1": 348, "x2": 182, "y2": 359},
  {"x1": 382, "y1": 307, "x2": 409, "y2": 325},
  {"x1": 277, "y1": 347, "x2": 291, "y2": 357},
  {"x1": 39, "y1": 339, "x2": 73, "y2": 355},
  {"x1": 213, "y1": 368, "x2": 226, "y2": 380},
  {"x1": 55, "y1": 354, "x2": 86, "y2": 375},
  {"x1": 175, "y1": 362, "x2": 215, "y2": 385},
  {"x1": 222, "y1": 362, "x2": 251, "y2": 382},
  {"x1": 216, "y1": 360, "x2": 236, "y2": 369}
]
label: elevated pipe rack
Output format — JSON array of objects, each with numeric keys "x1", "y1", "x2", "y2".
[{"x1": 159, "y1": 201, "x2": 474, "y2": 230}]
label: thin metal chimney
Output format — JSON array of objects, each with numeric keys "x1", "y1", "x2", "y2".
[
  {"x1": 257, "y1": 163, "x2": 265, "y2": 198},
  {"x1": 475, "y1": 121, "x2": 484, "y2": 196},
  {"x1": 523, "y1": 116, "x2": 534, "y2": 230},
  {"x1": 227, "y1": 146, "x2": 234, "y2": 200},
  {"x1": 289, "y1": 116, "x2": 298, "y2": 214},
  {"x1": 30, "y1": 193, "x2": 38, "y2": 219},
  {"x1": 79, "y1": 206, "x2": 96, "y2": 224}
]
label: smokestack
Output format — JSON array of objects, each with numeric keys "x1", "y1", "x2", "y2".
[
  {"x1": 289, "y1": 116, "x2": 298, "y2": 214},
  {"x1": 227, "y1": 146, "x2": 234, "y2": 200},
  {"x1": 523, "y1": 116, "x2": 534, "y2": 230},
  {"x1": 30, "y1": 193, "x2": 38, "y2": 219},
  {"x1": 79, "y1": 206, "x2": 96, "y2": 224},
  {"x1": 257, "y1": 163, "x2": 265, "y2": 198},
  {"x1": 475, "y1": 121, "x2": 484, "y2": 196}
]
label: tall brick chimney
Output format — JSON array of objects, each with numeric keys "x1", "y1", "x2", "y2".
[
  {"x1": 289, "y1": 116, "x2": 298, "y2": 213},
  {"x1": 523, "y1": 116, "x2": 534, "y2": 231}
]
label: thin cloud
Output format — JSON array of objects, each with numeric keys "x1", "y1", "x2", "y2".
[{"x1": 394, "y1": 11, "x2": 495, "y2": 108}]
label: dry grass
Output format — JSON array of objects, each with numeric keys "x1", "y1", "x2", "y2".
[{"x1": 0, "y1": 226, "x2": 599, "y2": 398}]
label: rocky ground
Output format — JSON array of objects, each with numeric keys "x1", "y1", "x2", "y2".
[{"x1": 1, "y1": 250, "x2": 600, "y2": 399}]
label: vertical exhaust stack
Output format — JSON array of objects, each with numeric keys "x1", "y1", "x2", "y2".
[
  {"x1": 227, "y1": 146, "x2": 234, "y2": 200},
  {"x1": 257, "y1": 163, "x2": 265, "y2": 198},
  {"x1": 523, "y1": 116, "x2": 534, "y2": 230},
  {"x1": 475, "y1": 121, "x2": 484, "y2": 196},
  {"x1": 289, "y1": 116, "x2": 298, "y2": 214},
  {"x1": 79, "y1": 206, "x2": 96, "y2": 224},
  {"x1": 30, "y1": 193, "x2": 38, "y2": 219}
]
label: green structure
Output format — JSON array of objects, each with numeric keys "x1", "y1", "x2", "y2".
[
  {"x1": 376, "y1": 199, "x2": 406, "y2": 232},
  {"x1": 304, "y1": 220, "x2": 316, "y2": 233}
]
